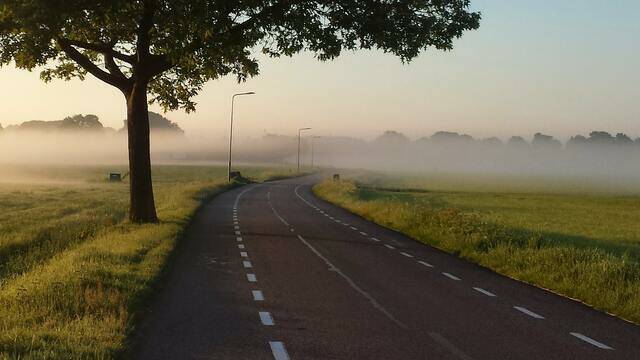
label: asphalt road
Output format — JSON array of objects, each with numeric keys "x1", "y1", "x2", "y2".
[{"x1": 131, "y1": 175, "x2": 640, "y2": 359}]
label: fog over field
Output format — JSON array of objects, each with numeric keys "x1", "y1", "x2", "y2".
[{"x1": 3, "y1": 119, "x2": 640, "y2": 185}]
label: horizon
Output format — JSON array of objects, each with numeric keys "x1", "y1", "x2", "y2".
[{"x1": 3, "y1": 112, "x2": 640, "y2": 143}]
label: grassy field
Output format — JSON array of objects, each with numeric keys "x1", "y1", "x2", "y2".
[
  {"x1": 0, "y1": 164, "x2": 294, "y2": 359},
  {"x1": 314, "y1": 172, "x2": 640, "y2": 324}
]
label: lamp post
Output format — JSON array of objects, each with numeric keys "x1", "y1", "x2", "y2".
[
  {"x1": 228, "y1": 91, "x2": 255, "y2": 181},
  {"x1": 297, "y1": 127, "x2": 311, "y2": 172},
  {"x1": 311, "y1": 135, "x2": 321, "y2": 168}
]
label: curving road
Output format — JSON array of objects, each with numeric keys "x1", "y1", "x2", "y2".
[{"x1": 131, "y1": 175, "x2": 640, "y2": 359}]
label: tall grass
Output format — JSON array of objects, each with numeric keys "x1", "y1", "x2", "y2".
[
  {"x1": 0, "y1": 165, "x2": 291, "y2": 359},
  {"x1": 314, "y1": 179, "x2": 640, "y2": 324}
]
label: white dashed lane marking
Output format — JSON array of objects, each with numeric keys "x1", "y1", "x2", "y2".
[
  {"x1": 570, "y1": 332, "x2": 614, "y2": 350},
  {"x1": 235, "y1": 231, "x2": 241, "y2": 235},
  {"x1": 384, "y1": 244, "x2": 395, "y2": 250},
  {"x1": 418, "y1": 261, "x2": 434, "y2": 268},
  {"x1": 240, "y1": 251, "x2": 248, "y2": 258},
  {"x1": 269, "y1": 341, "x2": 291, "y2": 360},
  {"x1": 400, "y1": 252, "x2": 413, "y2": 258},
  {"x1": 350, "y1": 226, "x2": 358, "y2": 231},
  {"x1": 360, "y1": 231, "x2": 368, "y2": 236},
  {"x1": 514, "y1": 306, "x2": 545, "y2": 319},
  {"x1": 473, "y1": 287, "x2": 497, "y2": 297},
  {"x1": 234, "y1": 225, "x2": 240, "y2": 230},
  {"x1": 247, "y1": 274, "x2": 257, "y2": 282},
  {"x1": 252, "y1": 290, "x2": 264, "y2": 301},
  {"x1": 237, "y1": 237, "x2": 243, "y2": 242},
  {"x1": 238, "y1": 244, "x2": 245, "y2": 249},
  {"x1": 371, "y1": 237, "x2": 381, "y2": 242},
  {"x1": 259, "y1": 311, "x2": 275, "y2": 326},
  {"x1": 243, "y1": 261, "x2": 252, "y2": 268},
  {"x1": 442, "y1": 272, "x2": 461, "y2": 281}
]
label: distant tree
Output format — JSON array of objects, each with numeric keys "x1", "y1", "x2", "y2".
[
  {"x1": 430, "y1": 131, "x2": 475, "y2": 143},
  {"x1": 587, "y1": 131, "x2": 614, "y2": 144},
  {"x1": 481, "y1": 137, "x2": 503, "y2": 146},
  {"x1": 374, "y1": 130, "x2": 410, "y2": 145},
  {"x1": 506, "y1": 136, "x2": 528, "y2": 148},
  {"x1": 531, "y1": 133, "x2": 562, "y2": 149},
  {"x1": 61, "y1": 114, "x2": 103, "y2": 130},
  {"x1": 120, "y1": 112, "x2": 183, "y2": 134},
  {"x1": 566, "y1": 135, "x2": 587, "y2": 151},
  {"x1": 615, "y1": 133, "x2": 633, "y2": 145},
  {"x1": 16, "y1": 114, "x2": 104, "y2": 131},
  {"x1": 0, "y1": 1, "x2": 480, "y2": 222}
]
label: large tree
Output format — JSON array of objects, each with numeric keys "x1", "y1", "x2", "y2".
[{"x1": 0, "y1": 1, "x2": 480, "y2": 223}]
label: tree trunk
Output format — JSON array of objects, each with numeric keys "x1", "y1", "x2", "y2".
[{"x1": 126, "y1": 81, "x2": 158, "y2": 223}]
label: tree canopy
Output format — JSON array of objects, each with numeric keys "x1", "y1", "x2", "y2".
[
  {"x1": 0, "y1": 0, "x2": 480, "y2": 110},
  {"x1": 0, "y1": 0, "x2": 480, "y2": 223}
]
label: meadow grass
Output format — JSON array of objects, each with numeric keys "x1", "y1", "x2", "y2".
[
  {"x1": 0, "y1": 164, "x2": 293, "y2": 359},
  {"x1": 314, "y1": 174, "x2": 640, "y2": 324}
]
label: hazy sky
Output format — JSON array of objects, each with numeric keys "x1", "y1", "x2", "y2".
[{"x1": 0, "y1": 0, "x2": 638, "y2": 141}]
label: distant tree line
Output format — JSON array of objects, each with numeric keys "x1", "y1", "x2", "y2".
[
  {"x1": 0, "y1": 112, "x2": 183, "y2": 135},
  {"x1": 372, "y1": 130, "x2": 640, "y2": 149}
]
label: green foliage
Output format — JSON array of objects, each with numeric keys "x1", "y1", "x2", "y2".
[
  {"x1": 0, "y1": 1, "x2": 480, "y2": 110},
  {"x1": 314, "y1": 177, "x2": 640, "y2": 324},
  {"x1": 0, "y1": 165, "x2": 292, "y2": 359}
]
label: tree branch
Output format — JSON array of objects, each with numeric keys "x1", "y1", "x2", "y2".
[
  {"x1": 104, "y1": 53, "x2": 130, "y2": 83},
  {"x1": 226, "y1": 1, "x2": 292, "y2": 36},
  {"x1": 56, "y1": 37, "x2": 130, "y2": 91},
  {"x1": 62, "y1": 38, "x2": 135, "y2": 64}
]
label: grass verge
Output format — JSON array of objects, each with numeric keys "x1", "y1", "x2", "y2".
[
  {"x1": 313, "y1": 179, "x2": 640, "y2": 324},
  {"x1": 0, "y1": 165, "x2": 294, "y2": 359}
]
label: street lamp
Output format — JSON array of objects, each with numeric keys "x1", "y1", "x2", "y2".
[
  {"x1": 311, "y1": 135, "x2": 321, "y2": 169},
  {"x1": 228, "y1": 91, "x2": 255, "y2": 182},
  {"x1": 297, "y1": 127, "x2": 312, "y2": 172}
]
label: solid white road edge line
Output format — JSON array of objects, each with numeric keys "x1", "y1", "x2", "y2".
[
  {"x1": 234, "y1": 185, "x2": 258, "y2": 209},
  {"x1": 297, "y1": 234, "x2": 407, "y2": 329},
  {"x1": 269, "y1": 341, "x2": 291, "y2": 360},
  {"x1": 514, "y1": 306, "x2": 545, "y2": 319},
  {"x1": 570, "y1": 332, "x2": 613, "y2": 350},
  {"x1": 267, "y1": 194, "x2": 291, "y2": 226}
]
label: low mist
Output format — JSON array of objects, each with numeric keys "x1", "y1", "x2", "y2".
[{"x1": 2, "y1": 113, "x2": 640, "y2": 188}]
